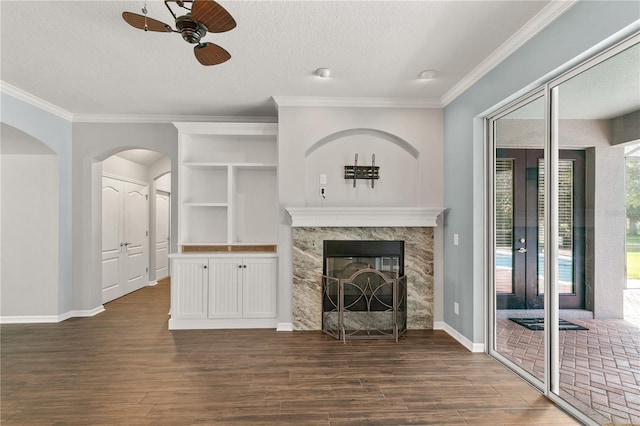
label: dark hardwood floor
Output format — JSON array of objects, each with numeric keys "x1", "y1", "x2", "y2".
[{"x1": 1, "y1": 280, "x2": 580, "y2": 425}]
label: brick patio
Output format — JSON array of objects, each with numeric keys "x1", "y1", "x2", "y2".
[{"x1": 497, "y1": 316, "x2": 640, "y2": 424}]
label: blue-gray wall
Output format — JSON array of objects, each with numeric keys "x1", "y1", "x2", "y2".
[
  {"x1": 443, "y1": 1, "x2": 640, "y2": 344},
  {"x1": 1, "y1": 93, "x2": 73, "y2": 314}
]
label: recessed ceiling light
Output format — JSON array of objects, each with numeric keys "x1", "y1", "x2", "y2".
[
  {"x1": 314, "y1": 68, "x2": 331, "y2": 78},
  {"x1": 418, "y1": 70, "x2": 437, "y2": 80}
]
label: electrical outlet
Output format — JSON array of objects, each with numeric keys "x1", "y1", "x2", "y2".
[
  {"x1": 454, "y1": 302, "x2": 459, "y2": 315},
  {"x1": 319, "y1": 174, "x2": 327, "y2": 185},
  {"x1": 453, "y1": 233, "x2": 459, "y2": 246}
]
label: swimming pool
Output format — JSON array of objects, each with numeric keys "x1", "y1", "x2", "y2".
[{"x1": 495, "y1": 251, "x2": 573, "y2": 283}]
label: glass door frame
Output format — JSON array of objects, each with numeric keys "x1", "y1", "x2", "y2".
[
  {"x1": 487, "y1": 89, "x2": 548, "y2": 392},
  {"x1": 486, "y1": 32, "x2": 640, "y2": 425}
]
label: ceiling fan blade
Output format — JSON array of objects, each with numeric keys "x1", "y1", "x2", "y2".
[
  {"x1": 194, "y1": 42, "x2": 231, "y2": 66},
  {"x1": 191, "y1": 0, "x2": 236, "y2": 33},
  {"x1": 122, "y1": 12, "x2": 173, "y2": 32}
]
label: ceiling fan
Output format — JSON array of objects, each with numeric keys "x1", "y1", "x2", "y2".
[{"x1": 122, "y1": 0, "x2": 236, "y2": 66}]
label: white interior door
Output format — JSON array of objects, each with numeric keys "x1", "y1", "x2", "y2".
[
  {"x1": 102, "y1": 176, "x2": 149, "y2": 303},
  {"x1": 102, "y1": 177, "x2": 124, "y2": 302},
  {"x1": 124, "y1": 181, "x2": 148, "y2": 294},
  {"x1": 155, "y1": 191, "x2": 170, "y2": 280}
]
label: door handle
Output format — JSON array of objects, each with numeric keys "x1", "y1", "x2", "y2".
[{"x1": 518, "y1": 247, "x2": 527, "y2": 253}]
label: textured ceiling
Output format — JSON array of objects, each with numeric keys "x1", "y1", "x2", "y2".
[{"x1": 0, "y1": 0, "x2": 554, "y2": 119}]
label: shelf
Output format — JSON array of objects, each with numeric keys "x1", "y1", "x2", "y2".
[
  {"x1": 182, "y1": 167, "x2": 228, "y2": 204},
  {"x1": 182, "y1": 206, "x2": 228, "y2": 244},
  {"x1": 233, "y1": 163, "x2": 277, "y2": 170},
  {"x1": 175, "y1": 122, "x2": 278, "y2": 248},
  {"x1": 183, "y1": 202, "x2": 228, "y2": 207},
  {"x1": 181, "y1": 244, "x2": 278, "y2": 253},
  {"x1": 184, "y1": 162, "x2": 277, "y2": 169},
  {"x1": 183, "y1": 162, "x2": 229, "y2": 169}
]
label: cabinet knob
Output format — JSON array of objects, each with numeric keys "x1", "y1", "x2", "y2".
[{"x1": 204, "y1": 265, "x2": 207, "y2": 269}]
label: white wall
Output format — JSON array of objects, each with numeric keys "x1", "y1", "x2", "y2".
[
  {"x1": 304, "y1": 132, "x2": 419, "y2": 206},
  {"x1": 1, "y1": 153, "x2": 59, "y2": 317},
  {"x1": 275, "y1": 103, "x2": 444, "y2": 328},
  {"x1": 1, "y1": 94, "x2": 73, "y2": 317},
  {"x1": 103, "y1": 155, "x2": 150, "y2": 183}
]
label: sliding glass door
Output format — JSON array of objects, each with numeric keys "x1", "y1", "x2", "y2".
[{"x1": 488, "y1": 34, "x2": 640, "y2": 425}]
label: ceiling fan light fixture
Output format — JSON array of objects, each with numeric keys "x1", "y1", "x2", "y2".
[
  {"x1": 121, "y1": 0, "x2": 236, "y2": 66},
  {"x1": 419, "y1": 69, "x2": 437, "y2": 80},
  {"x1": 315, "y1": 68, "x2": 331, "y2": 78}
]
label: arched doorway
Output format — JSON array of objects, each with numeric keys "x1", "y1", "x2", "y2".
[{"x1": 100, "y1": 149, "x2": 171, "y2": 303}]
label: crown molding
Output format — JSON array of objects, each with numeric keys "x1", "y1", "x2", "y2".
[
  {"x1": 1, "y1": 81, "x2": 74, "y2": 121},
  {"x1": 73, "y1": 114, "x2": 277, "y2": 124},
  {"x1": 441, "y1": 0, "x2": 578, "y2": 107},
  {"x1": 273, "y1": 96, "x2": 442, "y2": 109},
  {"x1": 173, "y1": 121, "x2": 278, "y2": 135},
  {"x1": 1, "y1": 81, "x2": 277, "y2": 124}
]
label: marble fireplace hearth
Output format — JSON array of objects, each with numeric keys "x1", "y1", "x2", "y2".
[{"x1": 287, "y1": 207, "x2": 442, "y2": 331}]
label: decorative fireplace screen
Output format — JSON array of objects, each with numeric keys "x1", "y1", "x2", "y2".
[{"x1": 322, "y1": 240, "x2": 407, "y2": 342}]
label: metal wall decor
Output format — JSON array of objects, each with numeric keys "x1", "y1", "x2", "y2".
[{"x1": 344, "y1": 153, "x2": 379, "y2": 188}]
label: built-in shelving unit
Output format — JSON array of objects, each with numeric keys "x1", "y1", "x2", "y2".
[
  {"x1": 170, "y1": 122, "x2": 279, "y2": 330},
  {"x1": 174, "y1": 122, "x2": 279, "y2": 250}
]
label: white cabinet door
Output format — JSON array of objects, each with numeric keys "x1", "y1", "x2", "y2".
[
  {"x1": 243, "y1": 258, "x2": 277, "y2": 318},
  {"x1": 209, "y1": 258, "x2": 242, "y2": 319},
  {"x1": 172, "y1": 258, "x2": 208, "y2": 319}
]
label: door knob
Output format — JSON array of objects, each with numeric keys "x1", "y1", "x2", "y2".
[{"x1": 518, "y1": 247, "x2": 527, "y2": 253}]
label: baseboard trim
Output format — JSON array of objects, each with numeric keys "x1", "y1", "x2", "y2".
[
  {"x1": 0, "y1": 306, "x2": 105, "y2": 324},
  {"x1": 148, "y1": 280, "x2": 158, "y2": 287},
  {"x1": 276, "y1": 322, "x2": 294, "y2": 332},
  {"x1": 69, "y1": 306, "x2": 106, "y2": 318},
  {"x1": 168, "y1": 318, "x2": 277, "y2": 330},
  {"x1": 0, "y1": 315, "x2": 61, "y2": 324},
  {"x1": 435, "y1": 321, "x2": 485, "y2": 353}
]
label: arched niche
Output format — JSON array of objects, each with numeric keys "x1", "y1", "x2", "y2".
[
  {"x1": 1, "y1": 123, "x2": 60, "y2": 318},
  {"x1": 304, "y1": 128, "x2": 420, "y2": 206},
  {"x1": 306, "y1": 128, "x2": 419, "y2": 158}
]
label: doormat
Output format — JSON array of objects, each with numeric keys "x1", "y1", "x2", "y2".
[{"x1": 509, "y1": 318, "x2": 588, "y2": 331}]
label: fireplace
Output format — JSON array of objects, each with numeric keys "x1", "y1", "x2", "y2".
[
  {"x1": 322, "y1": 240, "x2": 407, "y2": 341},
  {"x1": 323, "y1": 240, "x2": 404, "y2": 278},
  {"x1": 287, "y1": 205, "x2": 442, "y2": 332}
]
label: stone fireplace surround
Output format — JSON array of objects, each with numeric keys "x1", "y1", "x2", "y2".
[{"x1": 287, "y1": 207, "x2": 442, "y2": 331}]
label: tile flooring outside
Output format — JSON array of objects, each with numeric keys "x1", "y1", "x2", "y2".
[{"x1": 496, "y1": 290, "x2": 640, "y2": 425}]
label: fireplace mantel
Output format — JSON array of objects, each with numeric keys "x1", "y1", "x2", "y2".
[{"x1": 286, "y1": 207, "x2": 445, "y2": 228}]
